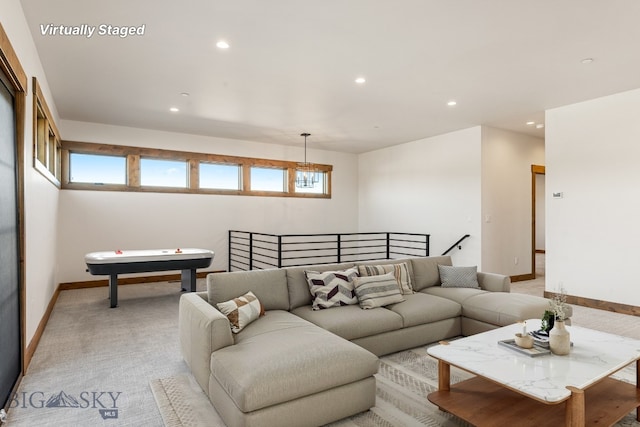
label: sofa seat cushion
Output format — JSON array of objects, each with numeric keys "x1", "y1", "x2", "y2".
[
  {"x1": 233, "y1": 310, "x2": 310, "y2": 343},
  {"x1": 386, "y1": 293, "x2": 462, "y2": 328},
  {"x1": 461, "y1": 292, "x2": 552, "y2": 327},
  {"x1": 291, "y1": 305, "x2": 403, "y2": 341},
  {"x1": 422, "y1": 286, "x2": 488, "y2": 305},
  {"x1": 210, "y1": 310, "x2": 378, "y2": 413}
]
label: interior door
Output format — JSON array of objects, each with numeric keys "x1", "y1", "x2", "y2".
[{"x1": 0, "y1": 71, "x2": 21, "y2": 408}]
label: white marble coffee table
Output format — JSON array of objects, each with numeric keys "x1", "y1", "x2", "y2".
[{"x1": 427, "y1": 319, "x2": 640, "y2": 426}]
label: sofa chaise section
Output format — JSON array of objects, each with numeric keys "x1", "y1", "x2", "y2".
[
  {"x1": 180, "y1": 266, "x2": 379, "y2": 427},
  {"x1": 208, "y1": 310, "x2": 378, "y2": 427}
]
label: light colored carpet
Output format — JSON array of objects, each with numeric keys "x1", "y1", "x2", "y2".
[
  {"x1": 149, "y1": 346, "x2": 639, "y2": 427},
  {"x1": 6, "y1": 272, "x2": 640, "y2": 426},
  {"x1": 7, "y1": 281, "x2": 201, "y2": 426}
]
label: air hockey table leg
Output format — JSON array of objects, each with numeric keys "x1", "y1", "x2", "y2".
[
  {"x1": 181, "y1": 269, "x2": 196, "y2": 292},
  {"x1": 109, "y1": 273, "x2": 118, "y2": 308}
]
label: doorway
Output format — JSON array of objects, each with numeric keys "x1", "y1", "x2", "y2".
[
  {"x1": 0, "y1": 70, "x2": 21, "y2": 409},
  {"x1": 531, "y1": 165, "x2": 545, "y2": 278}
]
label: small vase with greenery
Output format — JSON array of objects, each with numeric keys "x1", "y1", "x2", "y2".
[{"x1": 548, "y1": 287, "x2": 571, "y2": 355}]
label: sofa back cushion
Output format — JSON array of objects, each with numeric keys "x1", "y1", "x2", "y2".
[
  {"x1": 410, "y1": 256, "x2": 453, "y2": 291},
  {"x1": 286, "y1": 262, "x2": 355, "y2": 310},
  {"x1": 207, "y1": 269, "x2": 289, "y2": 311}
]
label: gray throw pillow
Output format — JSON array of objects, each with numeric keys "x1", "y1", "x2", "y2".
[{"x1": 438, "y1": 265, "x2": 480, "y2": 289}]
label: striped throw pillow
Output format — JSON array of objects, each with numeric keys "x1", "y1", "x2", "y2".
[
  {"x1": 353, "y1": 272, "x2": 405, "y2": 309},
  {"x1": 357, "y1": 262, "x2": 413, "y2": 295}
]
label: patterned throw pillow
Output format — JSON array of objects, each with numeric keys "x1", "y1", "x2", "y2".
[
  {"x1": 438, "y1": 265, "x2": 480, "y2": 289},
  {"x1": 357, "y1": 262, "x2": 413, "y2": 295},
  {"x1": 216, "y1": 291, "x2": 265, "y2": 333},
  {"x1": 353, "y1": 272, "x2": 405, "y2": 309},
  {"x1": 305, "y1": 267, "x2": 359, "y2": 310}
]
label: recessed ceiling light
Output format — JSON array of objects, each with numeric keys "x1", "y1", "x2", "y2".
[
  {"x1": 536, "y1": 123, "x2": 545, "y2": 129},
  {"x1": 216, "y1": 41, "x2": 230, "y2": 49},
  {"x1": 169, "y1": 107, "x2": 179, "y2": 112},
  {"x1": 447, "y1": 100, "x2": 457, "y2": 107},
  {"x1": 355, "y1": 77, "x2": 366, "y2": 84},
  {"x1": 180, "y1": 92, "x2": 190, "y2": 97},
  {"x1": 526, "y1": 121, "x2": 535, "y2": 126},
  {"x1": 581, "y1": 57, "x2": 594, "y2": 64}
]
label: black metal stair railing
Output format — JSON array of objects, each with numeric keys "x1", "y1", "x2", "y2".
[
  {"x1": 441, "y1": 234, "x2": 471, "y2": 256},
  {"x1": 228, "y1": 231, "x2": 430, "y2": 271}
]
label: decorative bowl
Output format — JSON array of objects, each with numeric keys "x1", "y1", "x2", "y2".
[{"x1": 514, "y1": 333, "x2": 534, "y2": 349}]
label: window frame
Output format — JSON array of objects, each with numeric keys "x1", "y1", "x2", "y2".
[
  {"x1": 61, "y1": 140, "x2": 332, "y2": 198},
  {"x1": 32, "y1": 77, "x2": 61, "y2": 187}
]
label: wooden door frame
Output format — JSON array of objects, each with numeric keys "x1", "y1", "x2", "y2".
[
  {"x1": 531, "y1": 164, "x2": 545, "y2": 278},
  {"x1": 0, "y1": 22, "x2": 28, "y2": 409}
]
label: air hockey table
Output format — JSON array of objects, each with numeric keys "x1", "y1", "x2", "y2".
[{"x1": 85, "y1": 248, "x2": 214, "y2": 308}]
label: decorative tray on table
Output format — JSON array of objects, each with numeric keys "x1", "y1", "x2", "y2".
[
  {"x1": 498, "y1": 338, "x2": 551, "y2": 357},
  {"x1": 498, "y1": 330, "x2": 552, "y2": 357}
]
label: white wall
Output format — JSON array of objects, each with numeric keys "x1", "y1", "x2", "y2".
[
  {"x1": 481, "y1": 127, "x2": 544, "y2": 276},
  {"x1": 546, "y1": 88, "x2": 640, "y2": 305},
  {"x1": 1, "y1": 1, "x2": 61, "y2": 345},
  {"x1": 358, "y1": 127, "x2": 482, "y2": 267},
  {"x1": 57, "y1": 120, "x2": 360, "y2": 282}
]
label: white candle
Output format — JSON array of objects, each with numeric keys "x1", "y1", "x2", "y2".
[{"x1": 521, "y1": 321, "x2": 527, "y2": 336}]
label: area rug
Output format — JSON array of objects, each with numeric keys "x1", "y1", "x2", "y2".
[
  {"x1": 150, "y1": 374, "x2": 225, "y2": 427},
  {"x1": 151, "y1": 346, "x2": 640, "y2": 427}
]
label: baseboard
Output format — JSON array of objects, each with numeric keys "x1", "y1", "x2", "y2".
[
  {"x1": 544, "y1": 290, "x2": 640, "y2": 317},
  {"x1": 510, "y1": 273, "x2": 535, "y2": 282},
  {"x1": 59, "y1": 270, "x2": 223, "y2": 290},
  {"x1": 24, "y1": 283, "x2": 61, "y2": 371}
]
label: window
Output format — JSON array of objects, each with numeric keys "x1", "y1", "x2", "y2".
[
  {"x1": 250, "y1": 167, "x2": 285, "y2": 192},
  {"x1": 61, "y1": 140, "x2": 332, "y2": 198},
  {"x1": 295, "y1": 172, "x2": 327, "y2": 194},
  {"x1": 33, "y1": 77, "x2": 61, "y2": 186},
  {"x1": 69, "y1": 153, "x2": 126, "y2": 184},
  {"x1": 140, "y1": 158, "x2": 187, "y2": 188},
  {"x1": 200, "y1": 163, "x2": 240, "y2": 190}
]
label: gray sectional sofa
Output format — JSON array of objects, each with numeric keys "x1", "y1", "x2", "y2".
[{"x1": 179, "y1": 255, "x2": 565, "y2": 427}]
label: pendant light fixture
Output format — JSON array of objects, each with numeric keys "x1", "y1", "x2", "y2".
[{"x1": 295, "y1": 133, "x2": 320, "y2": 188}]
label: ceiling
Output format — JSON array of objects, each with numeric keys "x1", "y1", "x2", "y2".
[{"x1": 18, "y1": 0, "x2": 640, "y2": 153}]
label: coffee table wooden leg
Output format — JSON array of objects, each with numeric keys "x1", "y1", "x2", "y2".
[
  {"x1": 438, "y1": 360, "x2": 450, "y2": 391},
  {"x1": 565, "y1": 386, "x2": 585, "y2": 427}
]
